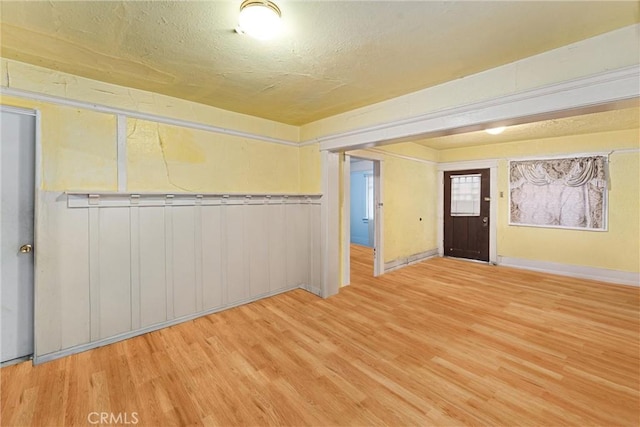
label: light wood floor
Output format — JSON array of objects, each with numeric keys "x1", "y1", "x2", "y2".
[{"x1": 2, "y1": 245, "x2": 638, "y2": 426}]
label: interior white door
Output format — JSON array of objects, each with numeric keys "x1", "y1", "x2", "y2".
[{"x1": 1, "y1": 108, "x2": 35, "y2": 363}]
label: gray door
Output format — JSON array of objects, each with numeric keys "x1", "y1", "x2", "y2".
[{"x1": 1, "y1": 108, "x2": 35, "y2": 363}]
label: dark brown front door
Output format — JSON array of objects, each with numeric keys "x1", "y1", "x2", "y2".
[{"x1": 444, "y1": 169, "x2": 490, "y2": 262}]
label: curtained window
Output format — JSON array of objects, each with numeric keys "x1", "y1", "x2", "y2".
[{"x1": 509, "y1": 156, "x2": 607, "y2": 230}]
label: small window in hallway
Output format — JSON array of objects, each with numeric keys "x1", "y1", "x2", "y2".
[{"x1": 365, "y1": 173, "x2": 374, "y2": 220}]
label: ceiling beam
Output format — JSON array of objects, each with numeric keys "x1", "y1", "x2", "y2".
[{"x1": 312, "y1": 65, "x2": 639, "y2": 152}]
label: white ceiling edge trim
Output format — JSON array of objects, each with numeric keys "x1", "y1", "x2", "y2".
[
  {"x1": 0, "y1": 86, "x2": 299, "y2": 147},
  {"x1": 312, "y1": 65, "x2": 640, "y2": 152}
]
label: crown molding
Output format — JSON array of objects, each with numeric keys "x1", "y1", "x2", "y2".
[
  {"x1": 3, "y1": 65, "x2": 638, "y2": 153},
  {"x1": 0, "y1": 86, "x2": 299, "y2": 147}
]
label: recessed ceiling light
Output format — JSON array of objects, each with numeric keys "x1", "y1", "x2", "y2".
[
  {"x1": 485, "y1": 126, "x2": 506, "y2": 135},
  {"x1": 236, "y1": 0, "x2": 282, "y2": 40}
]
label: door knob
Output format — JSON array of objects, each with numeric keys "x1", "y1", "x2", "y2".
[
  {"x1": 482, "y1": 217, "x2": 488, "y2": 223},
  {"x1": 19, "y1": 244, "x2": 33, "y2": 253}
]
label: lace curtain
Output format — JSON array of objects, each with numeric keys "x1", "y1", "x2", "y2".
[{"x1": 509, "y1": 156, "x2": 607, "y2": 230}]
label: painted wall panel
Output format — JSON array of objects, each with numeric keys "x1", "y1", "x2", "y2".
[
  {"x1": 58, "y1": 203, "x2": 91, "y2": 349},
  {"x1": 225, "y1": 205, "x2": 247, "y2": 304},
  {"x1": 201, "y1": 206, "x2": 223, "y2": 310},
  {"x1": 97, "y1": 208, "x2": 132, "y2": 339},
  {"x1": 247, "y1": 205, "x2": 270, "y2": 297},
  {"x1": 286, "y1": 204, "x2": 310, "y2": 286},
  {"x1": 310, "y1": 204, "x2": 323, "y2": 293},
  {"x1": 268, "y1": 204, "x2": 287, "y2": 293},
  {"x1": 172, "y1": 207, "x2": 197, "y2": 318},
  {"x1": 139, "y1": 207, "x2": 167, "y2": 328},
  {"x1": 35, "y1": 192, "x2": 91, "y2": 354}
]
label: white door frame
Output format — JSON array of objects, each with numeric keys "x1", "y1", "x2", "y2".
[
  {"x1": 0, "y1": 105, "x2": 41, "y2": 365},
  {"x1": 320, "y1": 151, "x2": 340, "y2": 298},
  {"x1": 342, "y1": 150, "x2": 385, "y2": 285},
  {"x1": 437, "y1": 160, "x2": 498, "y2": 264}
]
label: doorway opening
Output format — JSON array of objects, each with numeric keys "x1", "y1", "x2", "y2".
[
  {"x1": 350, "y1": 158, "x2": 375, "y2": 277},
  {"x1": 342, "y1": 153, "x2": 384, "y2": 286}
]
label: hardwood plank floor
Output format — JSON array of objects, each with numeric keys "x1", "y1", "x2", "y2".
[{"x1": 2, "y1": 246, "x2": 638, "y2": 426}]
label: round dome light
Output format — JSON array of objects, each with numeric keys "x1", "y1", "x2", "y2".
[
  {"x1": 485, "y1": 126, "x2": 506, "y2": 135},
  {"x1": 237, "y1": 0, "x2": 282, "y2": 40}
]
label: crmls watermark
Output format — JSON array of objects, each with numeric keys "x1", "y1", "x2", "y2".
[{"x1": 87, "y1": 412, "x2": 139, "y2": 425}]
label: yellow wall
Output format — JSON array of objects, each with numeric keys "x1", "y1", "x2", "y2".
[
  {"x1": 1, "y1": 60, "x2": 304, "y2": 194},
  {"x1": 127, "y1": 119, "x2": 300, "y2": 193},
  {"x1": 1, "y1": 95, "x2": 117, "y2": 191},
  {"x1": 382, "y1": 154, "x2": 438, "y2": 262},
  {"x1": 298, "y1": 143, "x2": 322, "y2": 194},
  {"x1": 439, "y1": 129, "x2": 640, "y2": 273},
  {"x1": 379, "y1": 144, "x2": 440, "y2": 262}
]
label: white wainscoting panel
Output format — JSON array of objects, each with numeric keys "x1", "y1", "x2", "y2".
[
  {"x1": 97, "y1": 207, "x2": 132, "y2": 339},
  {"x1": 309, "y1": 206, "x2": 322, "y2": 295},
  {"x1": 139, "y1": 207, "x2": 167, "y2": 327},
  {"x1": 35, "y1": 192, "x2": 322, "y2": 363},
  {"x1": 287, "y1": 203, "x2": 310, "y2": 287},
  {"x1": 172, "y1": 206, "x2": 198, "y2": 318},
  {"x1": 247, "y1": 205, "x2": 270, "y2": 297},
  {"x1": 268, "y1": 203, "x2": 288, "y2": 293},
  {"x1": 225, "y1": 204, "x2": 248, "y2": 304},
  {"x1": 201, "y1": 206, "x2": 223, "y2": 310}
]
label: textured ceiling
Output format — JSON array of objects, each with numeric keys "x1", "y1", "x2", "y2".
[
  {"x1": 0, "y1": 1, "x2": 638, "y2": 125},
  {"x1": 414, "y1": 107, "x2": 640, "y2": 150}
]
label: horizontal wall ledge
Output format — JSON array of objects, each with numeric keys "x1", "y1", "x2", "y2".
[{"x1": 66, "y1": 192, "x2": 322, "y2": 208}]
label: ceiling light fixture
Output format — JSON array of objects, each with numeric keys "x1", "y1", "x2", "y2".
[
  {"x1": 236, "y1": 0, "x2": 282, "y2": 40},
  {"x1": 485, "y1": 126, "x2": 506, "y2": 135}
]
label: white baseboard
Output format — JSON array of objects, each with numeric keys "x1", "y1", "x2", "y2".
[
  {"x1": 384, "y1": 249, "x2": 439, "y2": 273},
  {"x1": 498, "y1": 256, "x2": 640, "y2": 287}
]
